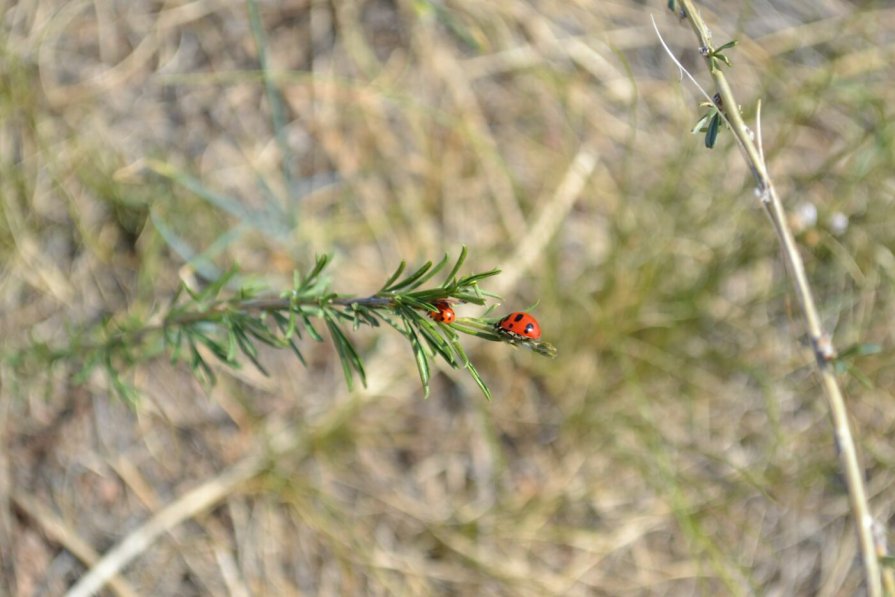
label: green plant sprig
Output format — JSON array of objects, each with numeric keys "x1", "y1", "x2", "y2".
[{"x1": 12, "y1": 248, "x2": 555, "y2": 402}]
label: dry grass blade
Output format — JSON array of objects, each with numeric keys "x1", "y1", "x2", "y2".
[
  {"x1": 64, "y1": 403, "x2": 360, "y2": 597},
  {"x1": 64, "y1": 448, "x2": 270, "y2": 597},
  {"x1": 496, "y1": 146, "x2": 598, "y2": 295},
  {"x1": 11, "y1": 491, "x2": 139, "y2": 597}
]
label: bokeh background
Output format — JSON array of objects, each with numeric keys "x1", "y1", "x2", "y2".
[{"x1": 3, "y1": 1, "x2": 895, "y2": 595}]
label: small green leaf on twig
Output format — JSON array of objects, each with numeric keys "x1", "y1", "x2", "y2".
[
  {"x1": 705, "y1": 112, "x2": 721, "y2": 148},
  {"x1": 325, "y1": 313, "x2": 366, "y2": 390},
  {"x1": 379, "y1": 260, "x2": 407, "y2": 292},
  {"x1": 404, "y1": 316, "x2": 431, "y2": 398},
  {"x1": 832, "y1": 343, "x2": 883, "y2": 389},
  {"x1": 666, "y1": 0, "x2": 685, "y2": 17},
  {"x1": 692, "y1": 95, "x2": 726, "y2": 149},
  {"x1": 707, "y1": 39, "x2": 737, "y2": 71},
  {"x1": 442, "y1": 245, "x2": 468, "y2": 284},
  {"x1": 715, "y1": 39, "x2": 738, "y2": 52},
  {"x1": 188, "y1": 333, "x2": 217, "y2": 386},
  {"x1": 234, "y1": 325, "x2": 269, "y2": 376},
  {"x1": 466, "y1": 361, "x2": 492, "y2": 401}
]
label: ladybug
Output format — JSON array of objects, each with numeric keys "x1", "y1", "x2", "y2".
[
  {"x1": 428, "y1": 300, "x2": 456, "y2": 324},
  {"x1": 496, "y1": 312, "x2": 541, "y2": 340}
]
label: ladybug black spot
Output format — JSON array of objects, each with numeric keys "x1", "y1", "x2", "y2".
[
  {"x1": 513, "y1": 314, "x2": 524, "y2": 322},
  {"x1": 524, "y1": 323, "x2": 534, "y2": 335}
]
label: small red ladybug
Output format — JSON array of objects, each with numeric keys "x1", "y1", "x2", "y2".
[
  {"x1": 496, "y1": 312, "x2": 541, "y2": 340},
  {"x1": 428, "y1": 300, "x2": 456, "y2": 324}
]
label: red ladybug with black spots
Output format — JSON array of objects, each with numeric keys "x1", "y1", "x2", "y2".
[
  {"x1": 428, "y1": 300, "x2": 456, "y2": 324},
  {"x1": 496, "y1": 312, "x2": 541, "y2": 340}
]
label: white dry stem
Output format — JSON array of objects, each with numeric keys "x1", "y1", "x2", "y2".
[{"x1": 655, "y1": 3, "x2": 883, "y2": 595}]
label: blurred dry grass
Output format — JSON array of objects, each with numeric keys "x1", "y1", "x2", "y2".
[{"x1": 2, "y1": 0, "x2": 895, "y2": 595}]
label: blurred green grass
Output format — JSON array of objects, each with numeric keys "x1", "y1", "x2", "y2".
[{"x1": 2, "y1": 1, "x2": 895, "y2": 595}]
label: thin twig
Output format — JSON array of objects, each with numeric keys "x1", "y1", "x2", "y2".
[
  {"x1": 42, "y1": 295, "x2": 399, "y2": 360},
  {"x1": 662, "y1": 2, "x2": 882, "y2": 595}
]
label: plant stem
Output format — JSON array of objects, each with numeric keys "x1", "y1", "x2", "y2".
[{"x1": 675, "y1": 2, "x2": 882, "y2": 595}]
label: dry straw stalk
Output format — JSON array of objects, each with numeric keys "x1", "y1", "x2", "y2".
[{"x1": 670, "y1": 1, "x2": 886, "y2": 594}]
